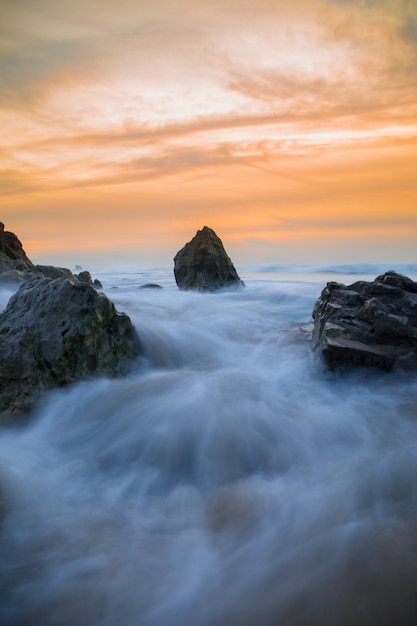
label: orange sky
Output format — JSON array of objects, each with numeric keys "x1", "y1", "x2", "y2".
[{"x1": 1, "y1": 0, "x2": 416, "y2": 269}]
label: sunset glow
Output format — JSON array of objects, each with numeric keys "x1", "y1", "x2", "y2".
[{"x1": 1, "y1": 0, "x2": 416, "y2": 268}]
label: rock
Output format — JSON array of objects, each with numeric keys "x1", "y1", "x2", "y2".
[
  {"x1": 0, "y1": 222, "x2": 33, "y2": 270},
  {"x1": 29, "y1": 265, "x2": 76, "y2": 281},
  {"x1": 174, "y1": 226, "x2": 244, "y2": 291},
  {"x1": 77, "y1": 271, "x2": 104, "y2": 289},
  {"x1": 0, "y1": 251, "x2": 17, "y2": 273},
  {"x1": 77, "y1": 270, "x2": 93, "y2": 284},
  {"x1": 312, "y1": 271, "x2": 417, "y2": 371},
  {"x1": 139, "y1": 283, "x2": 163, "y2": 289},
  {"x1": 0, "y1": 225, "x2": 103, "y2": 292},
  {"x1": 0, "y1": 276, "x2": 141, "y2": 415},
  {"x1": 0, "y1": 269, "x2": 26, "y2": 284},
  {"x1": 30, "y1": 267, "x2": 103, "y2": 290}
]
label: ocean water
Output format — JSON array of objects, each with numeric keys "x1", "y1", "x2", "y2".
[{"x1": 1, "y1": 264, "x2": 417, "y2": 625}]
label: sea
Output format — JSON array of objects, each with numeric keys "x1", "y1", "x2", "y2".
[{"x1": 1, "y1": 262, "x2": 417, "y2": 625}]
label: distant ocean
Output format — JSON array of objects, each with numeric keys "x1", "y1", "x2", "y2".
[{"x1": 1, "y1": 264, "x2": 417, "y2": 625}]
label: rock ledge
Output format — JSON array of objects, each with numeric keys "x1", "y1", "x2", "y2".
[{"x1": 312, "y1": 270, "x2": 417, "y2": 370}]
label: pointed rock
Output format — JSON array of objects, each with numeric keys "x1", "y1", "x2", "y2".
[{"x1": 174, "y1": 226, "x2": 244, "y2": 291}]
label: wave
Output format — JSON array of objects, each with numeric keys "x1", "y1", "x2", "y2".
[
  {"x1": 1, "y1": 270, "x2": 417, "y2": 625},
  {"x1": 250, "y1": 262, "x2": 417, "y2": 276}
]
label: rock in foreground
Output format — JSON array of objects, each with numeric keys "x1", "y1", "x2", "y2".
[
  {"x1": 312, "y1": 270, "x2": 417, "y2": 371},
  {"x1": 174, "y1": 226, "x2": 244, "y2": 291},
  {"x1": 0, "y1": 277, "x2": 141, "y2": 414}
]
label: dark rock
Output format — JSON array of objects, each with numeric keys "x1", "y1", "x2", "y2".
[
  {"x1": 0, "y1": 269, "x2": 26, "y2": 284},
  {"x1": 77, "y1": 270, "x2": 93, "y2": 284},
  {"x1": 77, "y1": 272, "x2": 103, "y2": 289},
  {"x1": 0, "y1": 276, "x2": 141, "y2": 415},
  {"x1": 0, "y1": 251, "x2": 18, "y2": 273},
  {"x1": 313, "y1": 270, "x2": 417, "y2": 371},
  {"x1": 30, "y1": 265, "x2": 75, "y2": 281},
  {"x1": 0, "y1": 226, "x2": 103, "y2": 295},
  {"x1": 0, "y1": 246, "x2": 31, "y2": 283},
  {"x1": 139, "y1": 283, "x2": 163, "y2": 289},
  {"x1": 174, "y1": 226, "x2": 244, "y2": 291},
  {"x1": 375, "y1": 269, "x2": 417, "y2": 294},
  {"x1": 0, "y1": 222, "x2": 33, "y2": 269}
]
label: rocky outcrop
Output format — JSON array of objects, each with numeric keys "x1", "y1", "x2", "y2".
[
  {"x1": 0, "y1": 276, "x2": 141, "y2": 414},
  {"x1": 0, "y1": 252, "x2": 21, "y2": 274},
  {"x1": 0, "y1": 222, "x2": 33, "y2": 270},
  {"x1": 77, "y1": 270, "x2": 93, "y2": 284},
  {"x1": 31, "y1": 265, "x2": 75, "y2": 281},
  {"x1": 0, "y1": 266, "x2": 26, "y2": 283},
  {"x1": 312, "y1": 270, "x2": 417, "y2": 371},
  {"x1": 75, "y1": 271, "x2": 103, "y2": 289},
  {"x1": 174, "y1": 226, "x2": 244, "y2": 291},
  {"x1": 0, "y1": 224, "x2": 104, "y2": 291}
]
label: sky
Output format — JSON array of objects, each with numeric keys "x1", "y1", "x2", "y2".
[{"x1": 1, "y1": 0, "x2": 416, "y2": 269}]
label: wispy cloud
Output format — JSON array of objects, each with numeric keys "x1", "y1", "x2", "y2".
[{"x1": 1, "y1": 0, "x2": 416, "y2": 265}]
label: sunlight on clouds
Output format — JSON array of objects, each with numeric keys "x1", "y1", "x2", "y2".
[{"x1": 0, "y1": 0, "x2": 416, "y2": 266}]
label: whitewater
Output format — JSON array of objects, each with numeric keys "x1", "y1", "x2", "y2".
[{"x1": 1, "y1": 264, "x2": 417, "y2": 625}]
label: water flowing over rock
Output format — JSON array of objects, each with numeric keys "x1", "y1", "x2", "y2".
[
  {"x1": 0, "y1": 277, "x2": 141, "y2": 415},
  {"x1": 312, "y1": 270, "x2": 417, "y2": 370},
  {"x1": 174, "y1": 226, "x2": 244, "y2": 291}
]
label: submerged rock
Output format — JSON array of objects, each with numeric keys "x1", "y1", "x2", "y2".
[
  {"x1": 174, "y1": 226, "x2": 244, "y2": 291},
  {"x1": 139, "y1": 283, "x2": 163, "y2": 289},
  {"x1": 312, "y1": 270, "x2": 417, "y2": 371},
  {"x1": 0, "y1": 276, "x2": 141, "y2": 415}
]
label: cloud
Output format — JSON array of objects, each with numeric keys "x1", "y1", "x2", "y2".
[
  {"x1": 2, "y1": 0, "x2": 415, "y2": 129},
  {"x1": 1, "y1": 0, "x2": 416, "y2": 265}
]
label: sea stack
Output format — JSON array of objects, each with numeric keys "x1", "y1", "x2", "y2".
[
  {"x1": 312, "y1": 270, "x2": 417, "y2": 371},
  {"x1": 174, "y1": 226, "x2": 244, "y2": 292}
]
